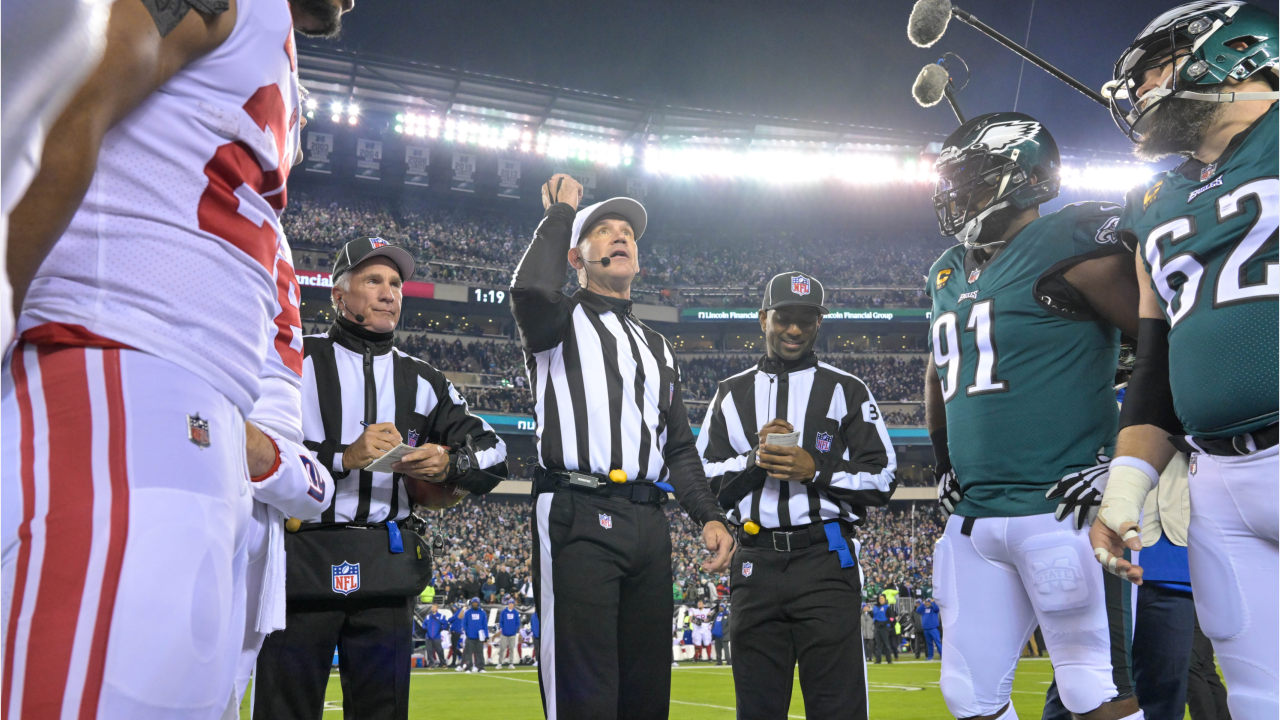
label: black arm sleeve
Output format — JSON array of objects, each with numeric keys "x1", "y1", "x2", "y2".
[
  {"x1": 1119, "y1": 317, "x2": 1184, "y2": 436},
  {"x1": 509, "y1": 204, "x2": 578, "y2": 353},
  {"x1": 664, "y1": 376, "x2": 726, "y2": 527}
]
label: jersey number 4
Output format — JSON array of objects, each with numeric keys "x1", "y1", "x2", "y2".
[
  {"x1": 1145, "y1": 177, "x2": 1279, "y2": 327},
  {"x1": 931, "y1": 299, "x2": 1008, "y2": 402}
]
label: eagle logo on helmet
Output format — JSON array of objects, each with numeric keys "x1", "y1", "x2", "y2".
[{"x1": 939, "y1": 120, "x2": 1042, "y2": 163}]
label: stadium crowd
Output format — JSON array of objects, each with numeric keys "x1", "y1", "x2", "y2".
[
  {"x1": 282, "y1": 192, "x2": 945, "y2": 303},
  {"x1": 419, "y1": 497, "x2": 941, "y2": 609}
]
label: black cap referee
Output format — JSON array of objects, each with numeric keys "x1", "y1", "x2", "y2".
[
  {"x1": 511, "y1": 174, "x2": 733, "y2": 720},
  {"x1": 696, "y1": 271, "x2": 898, "y2": 720}
]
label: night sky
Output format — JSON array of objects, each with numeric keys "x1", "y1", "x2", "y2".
[{"x1": 330, "y1": 0, "x2": 1278, "y2": 155}]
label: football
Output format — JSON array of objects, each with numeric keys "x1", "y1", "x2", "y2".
[{"x1": 407, "y1": 477, "x2": 469, "y2": 510}]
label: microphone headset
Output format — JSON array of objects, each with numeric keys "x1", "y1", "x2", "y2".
[
  {"x1": 340, "y1": 298, "x2": 365, "y2": 323},
  {"x1": 583, "y1": 256, "x2": 611, "y2": 268}
]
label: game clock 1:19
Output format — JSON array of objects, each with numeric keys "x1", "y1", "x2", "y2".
[{"x1": 470, "y1": 287, "x2": 507, "y2": 304}]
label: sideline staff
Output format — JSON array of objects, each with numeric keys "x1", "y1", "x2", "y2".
[
  {"x1": 253, "y1": 238, "x2": 508, "y2": 719},
  {"x1": 698, "y1": 271, "x2": 896, "y2": 720},
  {"x1": 512, "y1": 174, "x2": 734, "y2": 720}
]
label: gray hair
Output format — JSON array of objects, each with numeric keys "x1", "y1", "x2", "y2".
[{"x1": 330, "y1": 273, "x2": 351, "y2": 314}]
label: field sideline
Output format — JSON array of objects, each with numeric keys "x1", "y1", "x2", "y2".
[{"x1": 239, "y1": 656, "x2": 1194, "y2": 718}]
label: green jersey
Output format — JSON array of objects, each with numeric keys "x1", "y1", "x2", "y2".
[
  {"x1": 927, "y1": 202, "x2": 1124, "y2": 518},
  {"x1": 1120, "y1": 104, "x2": 1278, "y2": 440}
]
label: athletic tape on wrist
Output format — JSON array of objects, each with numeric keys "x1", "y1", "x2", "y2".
[
  {"x1": 1097, "y1": 464, "x2": 1154, "y2": 535},
  {"x1": 1109, "y1": 456, "x2": 1160, "y2": 486}
]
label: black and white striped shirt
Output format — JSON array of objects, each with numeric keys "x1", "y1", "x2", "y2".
[
  {"x1": 697, "y1": 354, "x2": 896, "y2": 528},
  {"x1": 509, "y1": 203, "x2": 722, "y2": 526},
  {"x1": 301, "y1": 318, "x2": 507, "y2": 524}
]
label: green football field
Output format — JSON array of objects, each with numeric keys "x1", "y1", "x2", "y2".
[{"x1": 241, "y1": 656, "x2": 1175, "y2": 719}]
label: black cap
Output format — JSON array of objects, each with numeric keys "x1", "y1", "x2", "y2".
[
  {"x1": 762, "y1": 271, "x2": 827, "y2": 314},
  {"x1": 332, "y1": 237, "x2": 416, "y2": 283}
]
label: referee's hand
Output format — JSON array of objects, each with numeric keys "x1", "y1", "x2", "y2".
[
  {"x1": 702, "y1": 521, "x2": 734, "y2": 573},
  {"x1": 541, "y1": 173, "x2": 583, "y2": 211},
  {"x1": 342, "y1": 422, "x2": 402, "y2": 471}
]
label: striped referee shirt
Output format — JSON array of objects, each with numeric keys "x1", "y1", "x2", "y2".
[
  {"x1": 301, "y1": 318, "x2": 507, "y2": 524},
  {"x1": 509, "y1": 203, "x2": 722, "y2": 526},
  {"x1": 697, "y1": 354, "x2": 896, "y2": 528}
]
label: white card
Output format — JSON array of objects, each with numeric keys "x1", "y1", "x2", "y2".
[
  {"x1": 363, "y1": 444, "x2": 417, "y2": 473},
  {"x1": 765, "y1": 431, "x2": 800, "y2": 447}
]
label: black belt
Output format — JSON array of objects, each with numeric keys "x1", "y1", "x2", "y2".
[
  {"x1": 737, "y1": 519, "x2": 852, "y2": 552},
  {"x1": 1170, "y1": 423, "x2": 1278, "y2": 457},
  {"x1": 533, "y1": 468, "x2": 669, "y2": 506}
]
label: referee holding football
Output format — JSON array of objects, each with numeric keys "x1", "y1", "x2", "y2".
[
  {"x1": 697, "y1": 271, "x2": 897, "y2": 720},
  {"x1": 513, "y1": 174, "x2": 734, "y2": 720}
]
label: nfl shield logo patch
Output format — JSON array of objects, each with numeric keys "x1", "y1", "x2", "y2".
[
  {"x1": 815, "y1": 432, "x2": 833, "y2": 453},
  {"x1": 742, "y1": 562, "x2": 753, "y2": 578},
  {"x1": 332, "y1": 561, "x2": 361, "y2": 595},
  {"x1": 407, "y1": 429, "x2": 420, "y2": 448},
  {"x1": 1189, "y1": 455, "x2": 1197, "y2": 476},
  {"x1": 968, "y1": 268, "x2": 981, "y2": 283},
  {"x1": 791, "y1": 276, "x2": 810, "y2": 296},
  {"x1": 369, "y1": 237, "x2": 390, "y2": 248},
  {"x1": 1199, "y1": 163, "x2": 1216, "y2": 182},
  {"x1": 599, "y1": 513, "x2": 613, "y2": 530},
  {"x1": 187, "y1": 414, "x2": 211, "y2": 449}
]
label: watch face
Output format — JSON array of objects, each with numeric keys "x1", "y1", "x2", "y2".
[{"x1": 458, "y1": 454, "x2": 471, "y2": 473}]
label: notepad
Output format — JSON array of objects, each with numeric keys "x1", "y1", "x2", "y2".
[
  {"x1": 765, "y1": 431, "x2": 800, "y2": 447},
  {"x1": 364, "y1": 444, "x2": 417, "y2": 473}
]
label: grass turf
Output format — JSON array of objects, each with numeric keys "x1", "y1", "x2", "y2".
[{"x1": 240, "y1": 656, "x2": 1090, "y2": 718}]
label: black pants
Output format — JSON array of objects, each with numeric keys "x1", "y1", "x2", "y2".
[
  {"x1": 532, "y1": 490, "x2": 672, "y2": 720},
  {"x1": 1132, "y1": 583, "x2": 1195, "y2": 720},
  {"x1": 451, "y1": 633, "x2": 465, "y2": 665},
  {"x1": 731, "y1": 534, "x2": 868, "y2": 720},
  {"x1": 253, "y1": 595, "x2": 413, "y2": 720},
  {"x1": 872, "y1": 623, "x2": 894, "y2": 664},
  {"x1": 463, "y1": 637, "x2": 486, "y2": 669},
  {"x1": 427, "y1": 638, "x2": 446, "y2": 666},
  {"x1": 714, "y1": 636, "x2": 731, "y2": 664},
  {"x1": 1187, "y1": 613, "x2": 1231, "y2": 720}
]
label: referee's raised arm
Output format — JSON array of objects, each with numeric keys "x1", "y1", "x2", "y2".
[{"x1": 509, "y1": 174, "x2": 583, "y2": 353}]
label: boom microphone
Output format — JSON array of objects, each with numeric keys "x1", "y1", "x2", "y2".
[
  {"x1": 341, "y1": 298, "x2": 364, "y2": 323},
  {"x1": 912, "y1": 63, "x2": 950, "y2": 107},
  {"x1": 907, "y1": 0, "x2": 952, "y2": 48},
  {"x1": 585, "y1": 256, "x2": 611, "y2": 268}
]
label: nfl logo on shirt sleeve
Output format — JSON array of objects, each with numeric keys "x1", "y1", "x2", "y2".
[
  {"x1": 791, "y1": 276, "x2": 810, "y2": 295},
  {"x1": 332, "y1": 561, "x2": 361, "y2": 595},
  {"x1": 599, "y1": 513, "x2": 612, "y2": 529},
  {"x1": 815, "y1": 432, "x2": 832, "y2": 453},
  {"x1": 741, "y1": 562, "x2": 753, "y2": 578}
]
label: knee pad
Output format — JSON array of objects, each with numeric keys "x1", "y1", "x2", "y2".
[{"x1": 1054, "y1": 665, "x2": 1114, "y2": 715}]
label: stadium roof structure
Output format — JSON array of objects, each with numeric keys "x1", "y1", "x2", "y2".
[{"x1": 297, "y1": 42, "x2": 1151, "y2": 188}]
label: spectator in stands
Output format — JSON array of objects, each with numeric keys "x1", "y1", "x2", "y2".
[{"x1": 482, "y1": 575, "x2": 498, "y2": 604}]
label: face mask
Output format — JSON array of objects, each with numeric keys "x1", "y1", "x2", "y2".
[{"x1": 956, "y1": 199, "x2": 1013, "y2": 249}]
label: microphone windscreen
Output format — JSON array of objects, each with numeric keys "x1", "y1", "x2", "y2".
[
  {"x1": 912, "y1": 64, "x2": 951, "y2": 107},
  {"x1": 599, "y1": 256, "x2": 611, "y2": 267},
  {"x1": 908, "y1": 0, "x2": 953, "y2": 48}
]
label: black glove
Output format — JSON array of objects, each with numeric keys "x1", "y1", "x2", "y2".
[{"x1": 1046, "y1": 454, "x2": 1111, "y2": 531}]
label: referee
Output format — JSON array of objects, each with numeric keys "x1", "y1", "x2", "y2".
[
  {"x1": 253, "y1": 238, "x2": 509, "y2": 719},
  {"x1": 697, "y1": 271, "x2": 896, "y2": 720},
  {"x1": 512, "y1": 174, "x2": 734, "y2": 720}
]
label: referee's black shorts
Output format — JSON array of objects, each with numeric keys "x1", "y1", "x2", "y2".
[
  {"x1": 531, "y1": 489, "x2": 672, "y2": 720},
  {"x1": 730, "y1": 523, "x2": 868, "y2": 720}
]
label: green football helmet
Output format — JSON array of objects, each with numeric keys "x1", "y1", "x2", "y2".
[
  {"x1": 932, "y1": 112, "x2": 1061, "y2": 248},
  {"x1": 1104, "y1": 1, "x2": 1280, "y2": 141}
]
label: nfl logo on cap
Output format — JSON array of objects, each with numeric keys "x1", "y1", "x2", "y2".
[
  {"x1": 742, "y1": 562, "x2": 753, "y2": 578},
  {"x1": 369, "y1": 237, "x2": 389, "y2": 248},
  {"x1": 815, "y1": 432, "x2": 832, "y2": 453},
  {"x1": 791, "y1": 276, "x2": 810, "y2": 296},
  {"x1": 332, "y1": 561, "x2": 361, "y2": 595}
]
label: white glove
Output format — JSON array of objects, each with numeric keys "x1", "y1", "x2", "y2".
[
  {"x1": 1046, "y1": 454, "x2": 1110, "y2": 531},
  {"x1": 937, "y1": 469, "x2": 961, "y2": 520}
]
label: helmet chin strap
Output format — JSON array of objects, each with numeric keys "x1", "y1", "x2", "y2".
[{"x1": 958, "y1": 200, "x2": 1012, "y2": 250}]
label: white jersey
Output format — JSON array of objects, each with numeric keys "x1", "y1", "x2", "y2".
[
  {"x1": 19, "y1": 0, "x2": 301, "y2": 414},
  {"x1": 0, "y1": 0, "x2": 113, "y2": 345},
  {"x1": 690, "y1": 608, "x2": 711, "y2": 627}
]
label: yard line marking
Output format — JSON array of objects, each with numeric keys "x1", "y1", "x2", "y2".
[{"x1": 670, "y1": 699, "x2": 804, "y2": 719}]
